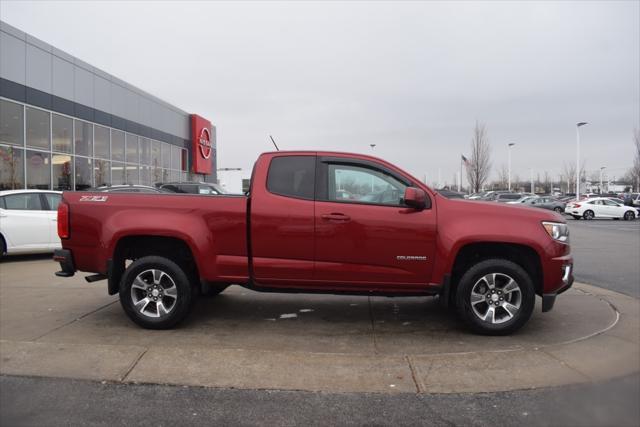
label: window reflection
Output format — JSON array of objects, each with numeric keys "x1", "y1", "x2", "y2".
[
  {"x1": 0, "y1": 100, "x2": 24, "y2": 146},
  {"x1": 0, "y1": 146, "x2": 25, "y2": 190},
  {"x1": 52, "y1": 114, "x2": 73, "y2": 153},
  {"x1": 75, "y1": 156, "x2": 93, "y2": 190},
  {"x1": 26, "y1": 107, "x2": 50, "y2": 150},
  {"x1": 26, "y1": 150, "x2": 51, "y2": 190},
  {"x1": 53, "y1": 154, "x2": 73, "y2": 191}
]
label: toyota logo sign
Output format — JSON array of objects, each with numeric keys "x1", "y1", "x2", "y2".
[{"x1": 199, "y1": 127, "x2": 212, "y2": 159}]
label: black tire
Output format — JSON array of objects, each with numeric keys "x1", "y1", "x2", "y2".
[
  {"x1": 456, "y1": 258, "x2": 535, "y2": 335},
  {"x1": 583, "y1": 210, "x2": 595, "y2": 220},
  {"x1": 0, "y1": 235, "x2": 6, "y2": 258},
  {"x1": 623, "y1": 211, "x2": 635, "y2": 221},
  {"x1": 553, "y1": 207, "x2": 563, "y2": 213},
  {"x1": 119, "y1": 256, "x2": 194, "y2": 329}
]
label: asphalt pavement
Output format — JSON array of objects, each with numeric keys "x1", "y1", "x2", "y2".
[
  {"x1": 567, "y1": 219, "x2": 640, "y2": 298},
  {"x1": 2, "y1": 374, "x2": 639, "y2": 427}
]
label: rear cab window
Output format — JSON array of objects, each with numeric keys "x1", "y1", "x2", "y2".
[{"x1": 266, "y1": 156, "x2": 316, "y2": 200}]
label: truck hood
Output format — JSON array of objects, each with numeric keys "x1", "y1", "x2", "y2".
[{"x1": 436, "y1": 194, "x2": 566, "y2": 224}]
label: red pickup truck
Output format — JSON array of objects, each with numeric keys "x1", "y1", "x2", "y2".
[{"x1": 54, "y1": 151, "x2": 573, "y2": 335}]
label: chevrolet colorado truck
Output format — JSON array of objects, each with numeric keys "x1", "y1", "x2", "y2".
[{"x1": 54, "y1": 151, "x2": 573, "y2": 335}]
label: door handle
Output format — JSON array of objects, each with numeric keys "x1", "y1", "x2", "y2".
[{"x1": 321, "y1": 213, "x2": 351, "y2": 222}]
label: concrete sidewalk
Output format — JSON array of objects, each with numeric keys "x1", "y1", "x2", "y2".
[{"x1": 1, "y1": 257, "x2": 638, "y2": 393}]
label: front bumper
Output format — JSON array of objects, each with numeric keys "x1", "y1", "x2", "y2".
[
  {"x1": 542, "y1": 263, "x2": 574, "y2": 312},
  {"x1": 53, "y1": 249, "x2": 75, "y2": 277}
]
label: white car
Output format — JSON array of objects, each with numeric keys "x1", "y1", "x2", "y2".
[
  {"x1": 0, "y1": 190, "x2": 62, "y2": 256},
  {"x1": 565, "y1": 197, "x2": 638, "y2": 221}
]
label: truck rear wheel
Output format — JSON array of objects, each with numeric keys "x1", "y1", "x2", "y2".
[
  {"x1": 456, "y1": 259, "x2": 535, "y2": 335},
  {"x1": 119, "y1": 256, "x2": 194, "y2": 329}
]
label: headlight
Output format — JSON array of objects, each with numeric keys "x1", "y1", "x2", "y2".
[{"x1": 542, "y1": 222, "x2": 569, "y2": 243}]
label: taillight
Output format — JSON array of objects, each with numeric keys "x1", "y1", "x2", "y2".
[
  {"x1": 58, "y1": 201, "x2": 69, "y2": 239},
  {"x1": 574, "y1": 203, "x2": 581, "y2": 208}
]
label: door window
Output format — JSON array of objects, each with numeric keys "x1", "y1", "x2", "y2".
[
  {"x1": 267, "y1": 156, "x2": 315, "y2": 200},
  {"x1": 4, "y1": 193, "x2": 44, "y2": 210},
  {"x1": 328, "y1": 164, "x2": 407, "y2": 206},
  {"x1": 44, "y1": 193, "x2": 61, "y2": 211}
]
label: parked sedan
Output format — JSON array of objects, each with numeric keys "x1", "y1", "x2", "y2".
[
  {"x1": 565, "y1": 197, "x2": 638, "y2": 220},
  {"x1": 91, "y1": 185, "x2": 168, "y2": 193},
  {"x1": 524, "y1": 196, "x2": 566, "y2": 213},
  {"x1": 0, "y1": 190, "x2": 62, "y2": 256}
]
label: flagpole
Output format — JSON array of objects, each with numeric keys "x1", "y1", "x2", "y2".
[{"x1": 458, "y1": 155, "x2": 462, "y2": 192}]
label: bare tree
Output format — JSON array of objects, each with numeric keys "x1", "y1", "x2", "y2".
[
  {"x1": 495, "y1": 164, "x2": 509, "y2": 190},
  {"x1": 561, "y1": 162, "x2": 586, "y2": 193},
  {"x1": 465, "y1": 122, "x2": 492, "y2": 193}
]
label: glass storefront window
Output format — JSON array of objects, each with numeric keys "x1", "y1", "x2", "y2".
[
  {"x1": 52, "y1": 114, "x2": 73, "y2": 153},
  {"x1": 161, "y1": 143, "x2": 171, "y2": 169},
  {"x1": 151, "y1": 140, "x2": 161, "y2": 170},
  {"x1": 75, "y1": 156, "x2": 93, "y2": 190},
  {"x1": 0, "y1": 100, "x2": 24, "y2": 146},
  {"x1": 111, "y1": 130, "x2": 125, "y2": 162},
  {"x1": 26, "y1": 150, "x2": 51, "y2": 189},
  {"x1": 53, "y1": 154, "x2": 73, "y2": 191},
  {"x1": 181, "y1": 149, "x2": 188, "y2": 172},
  {"x1": 94, "y1": 125, "x2": 110, "y2": 160},
  {"x1": 74, "y1": 120, "x2": 93, "y2": 157},
  {"x1": 112, "y1": 162, "x2": 125, "y2": 185},
  {"x1": 140, "y1": 165, "x2": 151, "y2": 186},
  {"x1": 0, "y1": 146, "x2": 25, "y2": 190},
  {"x1": 125, "y1": 164, "x2": 139, "y2": 184},
  {"x1": 126, "y1": 133, "x2": 138, "y2": 163},
  {"x1": 140, "y1": 138, "x2": 150, "y2": 165},
  {"x1": 26, "y1": 107, "x2": 50, "y2": 150},
  {"x1": 171, "y1": 145, "x2": 181, "y2": 170},
  {"x1": 94, "y1": 159, "x2": 111, "y2": 186}
]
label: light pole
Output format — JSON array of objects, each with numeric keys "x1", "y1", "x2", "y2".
[
  {"x1": 599, "y1": 166, "x2": 606, "y2": 194},
  {"x1": 530, "y1": 168, "x2": 534, "y2": 194},
  {"x1": 576, "y1": 122, "x2": 588, "y2": 200},
  {"x1": 507, "y1": 143, "x2": 516, "y2": 191}
]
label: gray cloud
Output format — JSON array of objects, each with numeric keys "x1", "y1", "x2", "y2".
[{"x1": 2, "y1": 1, "x2": 638, "y2": 190}]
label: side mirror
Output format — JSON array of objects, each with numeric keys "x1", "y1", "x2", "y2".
[{"x1": 404, "y1": 187, "x2": 427, "y2": 210}]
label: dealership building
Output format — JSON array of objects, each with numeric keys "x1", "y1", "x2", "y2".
[{"x1": 0, "y1": 20, "x2": 217, "y2": 191}]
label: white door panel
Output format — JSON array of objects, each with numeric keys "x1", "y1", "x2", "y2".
[
  {"x1": 0, "y1": 209, "x2": 51, "y2": 251},
  {"x1": 0, "y1": 193, "x2": 51, "y2": 253}
]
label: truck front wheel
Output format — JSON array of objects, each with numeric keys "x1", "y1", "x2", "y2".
[
  {"x1": 456, "y1": 259, "x2": 535, "y2": 335},
  {"x1": 119, "y1": 256, "x2": 194, "y2": 329}
]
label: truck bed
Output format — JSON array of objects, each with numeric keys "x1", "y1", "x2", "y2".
[{"x1": 61, "y1": 192, "x2": 249, "y2": 282}]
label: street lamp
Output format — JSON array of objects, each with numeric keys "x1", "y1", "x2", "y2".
[
  {"x1": 507, "y1": 143, "x2": 516, "y2": 191},
  {"x1": 576, "y1": 122, "x2": 588, "y2": 201},
  {"x1": 599, "y1": 166, "x2": 606, "y2": 194}
]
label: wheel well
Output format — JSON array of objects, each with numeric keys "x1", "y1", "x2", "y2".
[
  {"x1": 450, "y1": 242, "x2": 543, "y2": 302},
  {"x1": 0, "y1": 233, "x2": 6, "y2": 254},
  {"x1": 109, "y1": 235, "x2": 198, "y2": 295}
]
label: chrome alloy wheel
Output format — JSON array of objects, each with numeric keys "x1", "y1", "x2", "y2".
[
  {"x1": 470, "y1": 273, "x2": 522, "y2": 324},
  {"x1": 130, "y1": 269, "x2": 179, "y2": 318}
]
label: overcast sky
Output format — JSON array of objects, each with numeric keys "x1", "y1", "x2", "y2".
[{"x1": 2, "y1": 1, "x2": 638, "y2": 190}]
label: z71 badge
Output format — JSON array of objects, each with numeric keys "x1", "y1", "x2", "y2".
[{"x1": 79, "y1": 195, "x2": 108, "y2": 202}]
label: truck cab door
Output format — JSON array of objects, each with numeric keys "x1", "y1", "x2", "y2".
[
  {"x1": 313, "y1": 157, "x2": 437, "y2": 289},
  {"x1": 249, "y1": 154, "x2": 316, "y2": 286}
]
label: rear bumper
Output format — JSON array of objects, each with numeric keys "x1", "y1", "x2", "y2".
[{"x1": 53, "y1": 249, "x2": 75, "y2": 277}]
